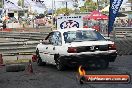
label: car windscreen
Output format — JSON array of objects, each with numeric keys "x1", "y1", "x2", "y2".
[{"x1": 63, "y1": 30, "x2": 106, "y2": 43}]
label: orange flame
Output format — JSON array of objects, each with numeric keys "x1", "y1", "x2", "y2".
[{"x1": 78, "y1": 66, "x2": 86, "y2": 76}]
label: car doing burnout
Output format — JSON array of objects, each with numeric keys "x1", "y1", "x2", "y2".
[{"x1": 36, "y1": 28, "x2": 117, "y2": 70}]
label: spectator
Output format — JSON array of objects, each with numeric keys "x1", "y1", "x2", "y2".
[
  {"x1": 3, "y1": 20, "x2": 6, "y2": 29},
  {"x1": 83, "y1": 23, "x2": 88, "y2": 28}
]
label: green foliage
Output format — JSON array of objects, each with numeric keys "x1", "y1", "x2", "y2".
[
  {"x1": 18, "y1": 0, "x2": 24, "y2": 7},
  {"x1": 0, "y1": 0, "x2": 2, "y2": 8},
  {"x1": 128, "y1": 0, "x2": 132, "y2": 3},
  {"x1": 98, "y1": 0, "x2": 109, "y2": 9},
  {"x1": 80, "y1": 0, "x2": 97, "y2": 12},
  {"x1": 128, "y1": 0, "x2": 132, "y2": 10},
  {"x1": 56, "y1": 8, "x2": 73, "y2": 16}
]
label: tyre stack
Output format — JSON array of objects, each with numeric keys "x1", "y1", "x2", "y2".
[{"x1": 6, "y1": 64, "x2": 25, "y2": 72}]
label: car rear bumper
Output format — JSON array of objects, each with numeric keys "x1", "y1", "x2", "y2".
[{"x1": 60, "y1": 52, "x2": 117, "y2": 66}]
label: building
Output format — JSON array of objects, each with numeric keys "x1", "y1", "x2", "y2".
[{"x1": 6, "y1": 8, "x2": 28, "y2": 19}]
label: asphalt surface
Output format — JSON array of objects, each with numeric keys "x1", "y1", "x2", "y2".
[
  {"x1": 115, "y1": 38, "x2": 132, "y2": 55},
  {"x1": 0, "y1": 55, "x2": 132, "y2": 88}
]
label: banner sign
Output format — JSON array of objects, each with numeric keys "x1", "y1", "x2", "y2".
[
  {"x1": 108, "y1": 0, "x2": 123, "y2": 34},
  {"x1": 57, "y1": 15, "x2": 83, "y2": 29}
]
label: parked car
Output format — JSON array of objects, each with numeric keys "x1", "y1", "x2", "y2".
[
  {"x1": 36, "y1": 28, "x2": 117, "y2": 71},
  {"x1": 35, "y1": 18, "x2": 48, "y2": 27}
]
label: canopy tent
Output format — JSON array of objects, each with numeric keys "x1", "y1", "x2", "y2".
[{"x1": 83, "y1": 10, "x2": 108, "y2": 20}]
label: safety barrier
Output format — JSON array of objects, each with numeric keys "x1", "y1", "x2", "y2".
[
  {"x1": 112, "y1": 27, "x2": 132, "y2": 55},
  {"x1": 113, "y1": 27, "x2": 132, "y2": 39},
  {"x1": 0, "y1": 31, "x2": 47, "y2": 56}
]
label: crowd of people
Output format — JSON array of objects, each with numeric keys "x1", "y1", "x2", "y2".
[
  {"x1": 83, "y1": 19, "x2": 132, "y2": 34},
  {"x1": 114, "y1": 19, "x2": 132, "y2": 27}
]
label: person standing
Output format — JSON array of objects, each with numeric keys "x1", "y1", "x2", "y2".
[{"x1": 83, "y1": 23, "x2": 88, "y2": 28}]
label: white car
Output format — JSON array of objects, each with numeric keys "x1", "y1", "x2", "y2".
[{"x1": 36, "y1": 28, "x2": 117, "y2": 70}]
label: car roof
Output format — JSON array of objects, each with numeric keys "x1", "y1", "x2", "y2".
[{"x1": 53, "y1": 28, "x2": 95, "y2": 32}]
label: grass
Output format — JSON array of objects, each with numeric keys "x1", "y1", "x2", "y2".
[{"x1": 5, "y1": 59, "x2": 31, "y2": 64}]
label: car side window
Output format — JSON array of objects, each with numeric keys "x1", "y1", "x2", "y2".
[
  {"x1": 45, "y1": 32, "x2": 62, "y2": 46},
  {"x1": 52, "y1": 32, "x2": 62, "y2": 46},
  {"x1": 45, "y1": 32, "x2": 54, "y2": 45}
]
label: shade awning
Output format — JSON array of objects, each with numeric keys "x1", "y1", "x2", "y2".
[{"x1": 83, "y1": 10, "x2": 108, "y2": 20}]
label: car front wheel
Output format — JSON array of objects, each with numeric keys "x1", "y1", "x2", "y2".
[
  {"x1": 36, "y1": 49, "x2": 46, "y2": 66},
  {"x1": 55, "y1": 57, "x2": 65, "y2": 71}
]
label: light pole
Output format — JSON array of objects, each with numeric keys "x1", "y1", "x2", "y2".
[
  {"x1": 51, "y1": 0, "x2": 54, "y2": 31},
  {"x1": 65, "y1": 1, "x2": 68, "y2": 15},
  {"x1": 2, "y1": 0, "x2": 5, "y2": 31},
  {"x1": 97, "y1": 0, "x2": 99, "y2": 11}
]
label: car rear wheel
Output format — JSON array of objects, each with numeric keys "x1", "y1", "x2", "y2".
[
  {"x1": 56, "y1": 57, "x2": 65, "y2": 71},
  {"x1": 95, "y1": 59, "x2": 109, "y2": 69}
]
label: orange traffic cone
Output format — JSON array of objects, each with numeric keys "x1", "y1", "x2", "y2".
[
  {"x1": 28, "y1": 60, "x2": 33, "y2": 74},
  {"x1": 0, "y1": 54, "x2": 5, "y2": 66}
]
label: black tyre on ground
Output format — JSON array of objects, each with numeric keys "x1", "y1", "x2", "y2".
[
  {"x1": 36, "y1": 49, "x2": 46, "y2": 66},
  {"x1": 6, "y1": 64, "x2": 25, "y2": 72},
  {"x1": 55, "y1": 57, "x2": 65, "y2": 71},
  {"x1": 95, "y1": 59, "x2": 109, "y2": 69}
]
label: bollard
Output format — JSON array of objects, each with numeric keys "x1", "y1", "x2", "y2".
[{"x1": 0, "y1": 54, "x2": 5, "y2": 66}]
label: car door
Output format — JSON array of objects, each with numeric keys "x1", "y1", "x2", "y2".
[
  {"x1": 44, "y1": 32, "x2": 55, "y2": 64},
  {"x1": 38, "y1": 33, "x2": 52, "y2": 62},
  {"x1": 48, "y1": 31, "x2": 63, "y2": 64}
]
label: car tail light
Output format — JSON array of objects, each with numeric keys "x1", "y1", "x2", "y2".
[
  {"x1": 67, "y1": 47, "x2": 77, "y2": 53},
  {"x1": 108, "y1": 44, "x2": 116, "y2": 50}
]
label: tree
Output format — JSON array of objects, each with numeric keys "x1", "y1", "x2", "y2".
[
  {"x1": 18, "y1": 0, "x2": 24, "y2": 7},
  {"x1": 128, "y1": 0, "x2": 132, "y2": 10},
  {"x1": 80, "y1": 0, "x2": 97, "y2": 12},
  {"x1": 56, "y1": 8, "x2": 73, "y2": 16},
  {"x1": 0, "y1": 0, "x2": 2, "y2": 8},
  {"x1": 98, "y1": 0, "x2": 109, "y2": 9}
]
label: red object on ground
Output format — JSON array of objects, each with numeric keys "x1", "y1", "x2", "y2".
[
  {"x1": 28, "y1": 60, "x2": 33, "y2": 73},
  {"x1": 32, "y1": 54, "x2": 37, "y2": 62},
  {"x1": 3, "y1": 28, "x2": 12, "y2": 32},
  {"x1": 0, "y1": 54, "x2": 5, "y2": 66},
  {"x1": 83, "y1": 10, "x2": 108, "y2": 20}
]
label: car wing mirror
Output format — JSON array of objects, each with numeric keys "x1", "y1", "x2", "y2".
[{"x1": 42, "y1": 40, "x2": 50, "y2": 44}]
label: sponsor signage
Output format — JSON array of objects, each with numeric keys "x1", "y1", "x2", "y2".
[
  {"x1": 57, "y1": 15, "x2": 83, "y2": 29},
  {"x1": 108, "y1": 0, "x2": 123, "y2": 34},
  {"x1": 82, "y1": 74, "x2": 131, "y2": 83}
]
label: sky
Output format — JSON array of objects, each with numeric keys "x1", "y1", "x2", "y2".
[
  {"x1": 11, "y1": 0, "x2": 129, "y2": 14},
  {"x1": 34, "y1": 0, "x2": 129, "y2": 13}
]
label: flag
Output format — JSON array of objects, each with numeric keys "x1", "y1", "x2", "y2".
[
  {"x1": 34, "y1": 0, "x2": 46, "y2": 8},
  {"x1": 108, "y1": 0, "x2": 123, "y2": 34}
]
